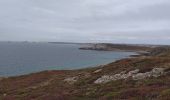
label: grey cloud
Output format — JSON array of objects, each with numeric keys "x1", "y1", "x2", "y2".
[{"x1": 0, "y1": 0, "x2": 170, "y2": 44}]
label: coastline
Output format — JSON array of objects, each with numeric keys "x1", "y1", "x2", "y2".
[
  {"x1": 0, "y1": 43, "x2": 152, "y2": 78},
  {"x1": 1, "y1": 44, "x2": 170, "y2": 99},
  {"x1": 0, "y1": 43, "x2": 147, "y2": 78},
  {"x1": 0, "y1": 50, "x2": 138, "y2": 78},
  {"x1": 0, "y1": 43, "x2": 139, "y2": 77},
  {"x1": 0, "y1": 51, "x2": 137, "y2": 78}
]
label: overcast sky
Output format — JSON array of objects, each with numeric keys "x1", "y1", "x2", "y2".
[{"x1": 0, "y1": 0, "x2": 170, "y2": 44}]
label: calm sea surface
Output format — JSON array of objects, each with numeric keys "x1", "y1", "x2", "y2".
[{"x1": 0, "y1": 42, "x2": 136, "y2": 76}]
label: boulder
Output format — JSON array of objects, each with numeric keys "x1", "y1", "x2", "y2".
[{"x1": 151, "y1": 68, "x2": 164, "y2": 77}]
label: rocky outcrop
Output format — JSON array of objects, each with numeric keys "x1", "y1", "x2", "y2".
[
  {"x1": 94, "y1": 68, "x2": 165, "y2": 84},
  {"x1": 64, "y1": 77, "x2": 78, "y2": 84},
  {"x1": 93, "y1": 69, "x2": 102, "y2": 74},
  {"x1": 132, "y1": 68, "x2": 164, "y2": 80}
]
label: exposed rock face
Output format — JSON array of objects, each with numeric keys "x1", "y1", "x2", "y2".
[{"x1": 94, "y1": 68, "x2": 165, "y2": 84}]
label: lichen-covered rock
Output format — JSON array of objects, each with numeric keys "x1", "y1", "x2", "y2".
[
  {"x1": 94, "y1": 69, "x2": 139, "y2": 84},
  {"x1": 151, "y1": 68, "x2": 164, "y2": 77},
  {"x1": 126, "y1": 69, "x2": 140, "y2": 78},
  {"x1": 94, "y1": 68, "x2": 165, "y2": 84},
  {"x1": 94, "y1": 75, "x2": 111, "y2": 84},
  {"x1": 132, "y1": 72, "x2": 150, "y2": 80},
  {"x1": 64, "y1": 77, "x2": 78, "y2": 84},
  {"x1": 93, "y1": 69, "x2": 102, "y2": 73},
  {"x1": 132, "y1": 68, "x2": 164, "y2": 80},
  {"x1": 128, "y1": 69, "x2": 140, "y2": 75}
]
